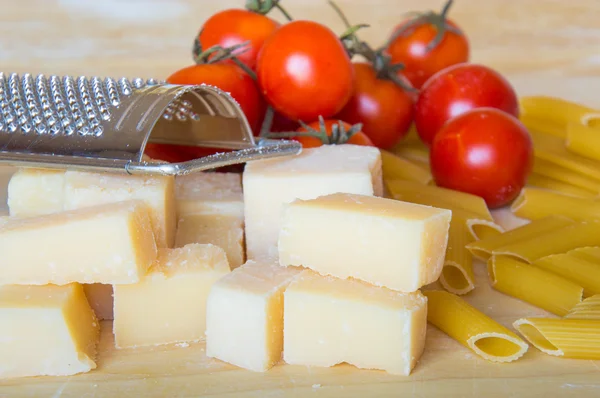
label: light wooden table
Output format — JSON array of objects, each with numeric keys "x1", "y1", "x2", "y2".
[{"x1": 1, "y1": 1, "x2": 600, "y2": 396}]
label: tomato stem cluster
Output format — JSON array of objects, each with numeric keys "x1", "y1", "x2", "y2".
[
  {"x1": 245, "y1": 0, "x2": 293, "y2": 21},
  {"x1": 192, "y1": 41, "x2": 258, "y2": 81},
  {"x1": 266, "y1": 116, "x2": 363, "y2": 145}
]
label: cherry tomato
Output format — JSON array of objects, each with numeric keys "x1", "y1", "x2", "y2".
[
  {"x1": 415, "y1": 63, "x2": 519, "y2": 146},
  {"x1": 256, "y1": 20, "x2": 354, "y2": 122},
  {"x1": 430, "y1": 108, "x2": 533, "y2": 209},
  {"x1": 293, "y1": 119, "x2": 374, "y2": 148},
  {"x1": 385, "y1": 0, "x2": 469, "y2": 89},
  {"x1": 167, "y1": 63, "x2": 265, "y2": 135},
  {"x1": 335, "y1": 62, "x2": 414, "y2": 150},
  {"x1": 197, "y1": 9, "x2": 279, "y2": 71}
]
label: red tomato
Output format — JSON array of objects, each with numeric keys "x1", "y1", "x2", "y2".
[
  {"x1": 293, "y1": 119, "x2": 374, "y2": 148},
  {"x1": 167, "y1": 63, "x2": 265, "y2": 135},
  {"x1": 386, "y1": 12, "x2": 469, "y2": 89},
  {"x1": 197, "y1": 9, "x2": 279, "y2": 71},
  {"x1": 430, "y1": 108, "x2": 533, "y2": 209},
  {"x1": 415, "y1": 63, "x2": 519, "y2": 146},
  {"x1": 335, "y1": 62, "x2": 414, "y2": 150},
  {"x1": 256, "y1": 20, "x2": 354, "y2": 122}
]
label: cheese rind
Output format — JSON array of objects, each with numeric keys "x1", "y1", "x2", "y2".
[
  {"x1": 0, "y1": 200, "x2": 157, "y2": 285},
  {"x1": 283, "y1": 270, "x2": 428, "y2": 376},
  {"x1": 7, "y1": 168, "x2": 66, "y2": 217},
  {"x1": 243, "y1": 145, "x2": 382, "y2": 260},
  {"x1": 113, "y1": 244, "x2": 230, "y2": 348},
  {"x1": 64, "y1": 171, "x2": 176, "y2": 248},
  {"x1": 84, "y1": 284, "x2": 114, "y2": 320},
  {"x1": 176, "y1": 172, "x2": 243, "y2": 218},
  {"x1": 205, "y1": 260, "x2": 302, "y2": 372},
  {"x1": 279, "y1": 193, "x2": 452, "y2": 292},
  {"x1": 175, "y1": 214, "x2": 245, "y2": 269},
  {"x1": 0, "y1": 283, "x2": 100, "y2": 378}
]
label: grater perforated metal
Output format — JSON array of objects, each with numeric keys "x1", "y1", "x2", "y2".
[{"x1": 0, "y1": 72, "x2": 302, "y2": 176}]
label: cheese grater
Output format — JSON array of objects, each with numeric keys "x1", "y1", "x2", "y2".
[{"x1": 0, "y1": 72, "x2": 302, "y2": 176}]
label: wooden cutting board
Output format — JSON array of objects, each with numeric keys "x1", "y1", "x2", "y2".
[{"x1": 0, "y1": 168, "x2": 599, "y2": 397}]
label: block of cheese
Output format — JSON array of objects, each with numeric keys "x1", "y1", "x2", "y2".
[
  {"x1": 279, "y1": 193, "x2": 452, "y2": 292},
  {"x1": 176, "y1": 172, "x2": 243, "y2": 218},
  {"x1": 84, "y1": 284, "x2": 114, "y2": 320},
  {"x1": 283, "y1": 270, "x2": 428, "y2": 375},
  {"x1": 113, "y1": 243, "x2": 230, "y2": 348},
  {"x1": 0, "y1": 283, "x2": 100, "y2": 378},
  {"x1": 175, "y1": 214, "x2": 245, "y2": 269},
  {"x1": 205, "y1": 260, "x2": 302, "y2": 372},
  {"x1": 7, "y1": 168, "x2": 66, "y2": 217},
  {"x1": 64, "y1": 171, "x2": 176, "y2": 248},
  {"x1": 243, "y1": 145, "x2": 382, "y2": 260},
  {"x1": 0, "y1": 200, "x2": 157, "y2": 285}
]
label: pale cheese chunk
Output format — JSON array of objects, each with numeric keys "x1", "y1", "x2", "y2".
[
  {"x1": 7, "y1": 168, "x2": 66, "y2": 217},
  {"x1": 176, "y1": 172, "x2": 243, "y2": 218},
  {"x1": 243, "y1": 145, "x2": 382, "y2": 260},
  {"x1": 175, "y1": 214, "x2": 245, "y2": 269},
  {"x1": 84, "y1": 284, "x2": 114, "y2": 320},
  {"x1": 279, "y1": 193, "x2": 452, "y2": 292},
  {"x1": 283, "y1": 270, "x2": 428, "y2": 376},
  {"x1": 113, "y1": 244, "x2": 230, "y2": 348},
  {"x1": 64, "y1": 171, "x2": 176, "y2": 248},
  {"x1": 0, "y1": 200, "x2": 157, "y2": 285},
  {"x1": 205, "y1": 260, "x2": 302, "y2": 372},
  {"x1": 0, "y1": 283, "x2": 100, "y2": 378}
]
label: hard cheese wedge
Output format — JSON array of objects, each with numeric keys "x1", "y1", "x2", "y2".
[
  {"x1": 175, "y1": 214, "x2": 245, "y2": 269},
  {"x1": 175, "y1": 172, "x2": 243, "y2": 218},
  {"x1": 113, "y1": 243, "x2": 230, "y2": 348},
  {"x1": 205, "y1": 260, "x2": 302, "y2": 372},
  {"x1": 0, "y1": 200, "x2": 157, "y2": 285},
  {"x1": 7, "y1": 168, "x2": 66, "y2": 217},
  {"x1": 243, "y1": 144, "x2": 382, "y2": 260},
  {"x1": 84, "y1": 284, "x2": 114, "y2": 321},
  {"x1": 279, "y1": 193, "x2": 452, "y2": 292},
  {"x1": 0, "y1": 283, "x2": 100, "y2": 378},
  {"x1": 64, "y1": 171, "x2": 176, "y2": 248},
  {"x1": 283, "y1": 270, "x2": 428, "y2": 376}
]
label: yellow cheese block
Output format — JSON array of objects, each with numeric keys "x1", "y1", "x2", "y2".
[
  {"x1": 283, "y1": 270, "x2": 428, "y2": 376},
  {"x1": 84, "y1": 284, "x2": 114, "y2": 320},
  {"x1": 0, "y1": 283, "x2": 100, "y2": 378},
  {"x1": 113, "y1": 243, "x2": 230, "y2": 348},
  {"x1": 205, "y1": 260, "x2": 302, "y2": 372},
  {"x1": 175, "y1": 214, "x2": 245, "y2": 269},
  {"x1": 64, "y1": 171, "x2": 176, "y2": 248},
  {"x1": 243, "y1": 145, "x2": 383, "y2": 260},
  {"x1": 279, "y1": 193, "x2": 452, "y2": 292},
  {"x1": 0, "y1": 200, "x2": 157, "y2": 285},
  {"x1": 7, "y1": 168, "x2": 66, "y2": 217},
  {"x1": 175, "y1": 172, "x2": 243, "y2": 218}
]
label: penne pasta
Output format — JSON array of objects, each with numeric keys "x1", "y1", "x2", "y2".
[
  {"x1": 511, "y1": 187, "x2": 600, "y2": 221},
  {"x1": 385, "y1": 180, "x2": 503, "y2": 240},
  {"x1": 439, "y1": 214, "x2": 475, "y2": 295},
  {"x1": 530, "y1": 130, "x2": 600, "y2": 180},
  {"x1": 380, "y1": 150, "x2": 432, "y2": 185},
  {"x1": 565, "y1": 120, "x2": 600, "y2": 162},
  {"x1": 532, "y1": 157, "x2": 600, "y2": 193},
  {"x1": 393, "y1": 142, "x2": 430, "y2": 164},
  {"x1": 519, "y1": 113, "x2": 565, "y2": 138},
  {"x1": 487, "y1": 255, "x2": 583, "y2": 316},
  {"x1": 513, "y1": 317, "x2": 600, "y2": 359},
  {"x1": 565, "y1": 295, "x2": 600, "y2": 320},
  {"x1": 519, "y1": 96, "x2": 597, "y2": 131},
  {"x1": 570, "y1": 246, "x2": 600, "y2": 262},
  {"x1": 526, "y1": 173, "x2": 596, "y2": 198},
  {"x1": 465, "y1": 215, "x2": 574, "y2": 261},
  {"x1": 424, "y1": 290, "x2": 528, "y2": 362},
  {"x1": 492, "y1": 221, "x2": 600, "y2": 263},
  {"x1": 533, "y1": 251, "x2": 600, "y2": 297}
]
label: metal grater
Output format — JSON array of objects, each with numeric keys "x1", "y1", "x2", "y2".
[{"x1": 0, "y1": 72, "x2": 302, "y2": 176}]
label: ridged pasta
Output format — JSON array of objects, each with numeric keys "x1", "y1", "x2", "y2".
[
  {"x1": 439, "y1": 214, "x2": 475, "y2": 295},
  {"x1": 532, "y1": 157, "x2": 600, "y2": 193},
  {"x1": 526, "y1": 173, "x2": 596, "y2": 198},
  {"x1": 424, "y1": 290, "x2": 528, "y2": 362},
  {"x1": 519, "y1": 96, "x2": 597, "y2": 133},
  {"x1": 511, "y1": 187, "x2": 600, "y2": 221},
  {"x1": 465, "y1": 215, "x2": 574, "y2": 262},
  {"x1": 487, "y1": 255, "x2": 583, "y2": 316},
  {"x1": 380, "y1": 150, "x2": 432, "y2": 185},
  {"x1": 519, "y1": 113, "x2": 566, "y2": 138},
  {"x1": 565, "y1": 120, "x2": 600, "y2": 162},
  {"x1": 533, "y1": 250, "x2": 600, "y2": 297},
  {"x1": 565, "y1": 295, "x2": 600, "y2": 320}
]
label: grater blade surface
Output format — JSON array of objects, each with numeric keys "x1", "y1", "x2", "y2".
[{"x1": 0, "y1": 72, "x2": 301, "y2": 175}]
